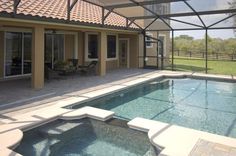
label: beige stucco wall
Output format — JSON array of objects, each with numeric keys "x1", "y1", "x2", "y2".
[
  {"x1": 0, "y1": 20, "x2": 139, "y2": 83},
  {"x1": 32, "y1": 26, "x2": 44, "y2": 89},
  {"x1": 119, "y1": 34, "x2": 139, "y2": 68},
  {"x1": 106, "y1": 60, "x2": 118, "y2": 71},
  {"x1": 78, "y1": 31, "x2": 84, "y2": 66},
  {"x1": 0, "y1": 31, "x2": 4, "y2": 78},
  {"x1": 64, "y1": 34, "x2": 75, "y2": 61}
]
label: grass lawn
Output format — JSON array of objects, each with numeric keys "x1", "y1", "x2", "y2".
[{"x1": 166, "y1": 56, "x2": 236, "y2": 76}]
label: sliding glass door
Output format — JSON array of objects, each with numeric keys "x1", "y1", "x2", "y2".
[
  {"x1": 5, "y1": 32, "x2": 32, "y2": 77},
  {"x1": 45, "y1": 34, "x2": 64, "y2": 69}
]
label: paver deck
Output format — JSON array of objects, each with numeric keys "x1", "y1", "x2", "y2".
[{"x1": 1, "y1": 69, "x2": 236, "y2": 156}]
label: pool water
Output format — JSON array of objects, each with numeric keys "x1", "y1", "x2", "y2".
[
  {"x1": 15, "y1": 118, "x2": 158, "y2": 156},
  {"x1": 72, "y1": 78, "x2": 236, "y2": 138}
]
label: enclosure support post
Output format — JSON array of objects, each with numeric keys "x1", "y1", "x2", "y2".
[
  {"x1": 172, "y1": 30, "x2": 174, "y2": 71},
  {"x1": 143, "y1": 31, "x2": 147, "y2": 68},
  {"x1": 205, "y1": 29, "x2": 208, "y2": 74},
  {"x1": 157, "y1": 31, "x2": 159, "y2": 69}
]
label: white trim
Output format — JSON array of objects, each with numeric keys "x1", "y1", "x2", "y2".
[
  {"x1": 119, "y1": 38, "x2": 130, "y2": 68},
  {"x1": 146, "y1": 32, "x2": 153, "y2": 48},
  {"x1": 85, "y1": 32, "x2": 99, "y2": 62},
  {"x1": 106, "y1": 33, "x2": 118, "y2": 61},
  {"x1": 158, "y1": 34, "x2": 166, "y2": 57}
]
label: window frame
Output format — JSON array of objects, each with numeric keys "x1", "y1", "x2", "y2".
[
  {"x1": 106, "y1": 34, "x2": 118, "y2": 61},
  {"x1": 85, "y1": 32, "x2": 99, "y2": 62},
  {"x1": 3, "y1": 29, "x2": 32, "y2": 78},
  {"x1": 158, "y1": 34, "x2": 166, "y2": 57},
  {"x1": 146, "y1": 32, "x2": 153, "y2": 48}
]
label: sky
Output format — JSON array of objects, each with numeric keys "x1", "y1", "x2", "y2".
[{"x1": 170, "y1": 0, "x2": 236, "y2": 39}]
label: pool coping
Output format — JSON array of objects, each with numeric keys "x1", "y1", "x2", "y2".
[{"x1": 1, "y1": 70, "x2": 236, "y2": 156}]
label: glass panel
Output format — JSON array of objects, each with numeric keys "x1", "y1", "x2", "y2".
[
  {"x1": 107, "y1": 35, "x2": 116, "y2": 58},
  {"x1": 88, "y1": 34, "x2": 98, "y2": 59},
  {"x1": 23, "y1": 33, "x2": 32, "y2": 74},
  {"x1": 54, "y1": 34, "x2": 64, "y2": 62},
  {"x1": 5, "y1": 32, "x2": 22, "y2": 76},
  {"x1": 45, "y1": 34, "x2": 53, "y2": 69}
]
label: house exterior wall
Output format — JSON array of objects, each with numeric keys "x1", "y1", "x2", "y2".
[
  {"x1": 78, "y1": 31, "x2": 84, "y2": 66},
  {"x1": 138, "y1": 34, "x2": 144, "y2": 68},
  {"x1": 106, "y1": 60, "x2": 118, "y2": 70},
  {"x1": 0, "y1": 19, "x2": 140, "y2": 88},
  {"x1": 119, "y1": 34, "x2": 139, "y2": 68},
  {"x1": 65, "y1": 34, "x2": 75, "y2": 61},
  {"x1": 0, "y1": 31, "x2": 4, "y2": 78}
]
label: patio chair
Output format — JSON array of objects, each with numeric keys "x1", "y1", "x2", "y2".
[{"x1": 78, "y1": 61, "x2": 97, "y2": 75}]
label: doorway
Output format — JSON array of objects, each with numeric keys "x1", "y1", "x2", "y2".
[
  {"x1": 119, "y1": 39, "x2": 129, "y2": 68},
  {"x1": 45, "y1": 33, "x2": 64, "y2": 69}
]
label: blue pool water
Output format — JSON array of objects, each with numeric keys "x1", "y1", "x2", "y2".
[
  {"x1": 72, "y1": 78, "x2": 236, "y2": 138},
  {"x1": 15, "y1": 118, "x2": 158, "y2": 156}
]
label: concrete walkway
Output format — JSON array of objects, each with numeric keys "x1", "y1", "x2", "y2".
[{"x1": 0, "y1": 69, "x2": 157, "y2": 113}]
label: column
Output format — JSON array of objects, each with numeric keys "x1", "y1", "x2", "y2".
[
  {"x1": 98, "y1": 31, "x2": 106, "y2": 76},
  {"x1": 32, "y1": 26, "x2": 44, "y2": 89}
]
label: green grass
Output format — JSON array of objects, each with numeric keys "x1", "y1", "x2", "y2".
[{"x1": 166, "y1": 56, "x2": 236, "y2": 76}]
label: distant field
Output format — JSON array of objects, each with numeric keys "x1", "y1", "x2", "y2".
[{"x1": 166, "y1": 56, "x2": 236, "y2": 76}]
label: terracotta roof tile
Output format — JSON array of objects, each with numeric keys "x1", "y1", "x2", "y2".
[{"x1": 0, "y1": 0, "x2": 138, "y2": 29}]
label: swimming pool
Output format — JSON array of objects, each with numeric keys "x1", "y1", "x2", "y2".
[
  {"x1": 15, "y1": 118, "x2": 158, "y2": 156},
  {"x1": 71, "y1": 78, "x2": 236, "y2": 138}
]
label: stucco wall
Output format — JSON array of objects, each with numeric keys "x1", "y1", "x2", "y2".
[
  {"x1": 106, "y1": 60, "x2": 118, "y2": 71},
  {"x1": 78, "y1": 31, "x2": 84, "y2": 66},
  {"x1": 64, "y1": 34, "x2": 75, "y2": 61},
  {"x1": 119, "y1": 34, "x2": 139, "y2": 68},
  {"x1": 0, "y1": 31, "x2": 4, "y2": 78}
]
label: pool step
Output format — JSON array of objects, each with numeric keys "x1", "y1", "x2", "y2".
[
  {"x1": 38, "y1": 121, "x2": 82, "y2": 136},
  {"x1": 61, "y1": 106, "x2": 115, "y2": 121}
]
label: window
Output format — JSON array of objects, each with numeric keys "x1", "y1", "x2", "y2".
[
  {"x1": 107, "y1": 35, "x2": 117, "y2": 59},
  {"x1": 158, "y1": 35, "x2": 166, "y2": 56},
  {"x1": 146, "y1": 4, "x2": 169, "y2": 16},
  {"x1": 5, "y1": 32, "x2": 32, "y2": 77},
  {"x1": 146, "y1": 33, "x2": 153, "y2": 48},
  {"x1": 87, "y1": 34, "x2": 98, "y2": 60},
  {"x1": 45, "y1": 34, "x2": 64, "y2": 69}
]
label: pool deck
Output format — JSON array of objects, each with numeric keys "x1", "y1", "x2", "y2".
[{"x1": 0, "y1": 69, "x2": 236, "y2": 156}]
